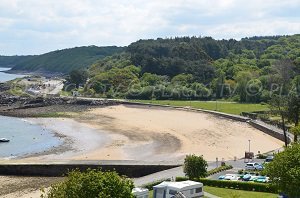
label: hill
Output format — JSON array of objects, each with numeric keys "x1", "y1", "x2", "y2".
[
  {"x1": 0, "y1": 56, "x2": 33, "y2": 68},
  {"x1": 83, "y1": 34, "x2": 300, "y2": 102},
  {"x1": 7, "y1": 46, "x2": 124, "y2": 73}
]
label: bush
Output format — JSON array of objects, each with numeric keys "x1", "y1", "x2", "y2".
[
  {"x1": 175, "y1": 177, "x2": 278, "y2": 193},
  {"x1": 183, "y1": 154, "x2": 208, "y2": 179},
  {"x1": 141, "y1": 178, "x2": 171, "y2": 191},
  {"x1": 257, "y1": 153, "x2": 267, "y2": 159},
  {"x1": 206, "y1": 165, "x2": 233, "y2": 176},
  {"x1": 41, "y1": 169, "x2": 134, "y2": 198}
]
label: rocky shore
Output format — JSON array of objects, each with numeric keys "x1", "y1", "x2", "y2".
[{"x1": 0, "y1": 94, "x2": 120, "y2": 117}]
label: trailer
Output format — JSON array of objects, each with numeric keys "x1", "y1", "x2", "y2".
[{"x1": 153, "y1": 180, "x2": 204, "y2": 198}]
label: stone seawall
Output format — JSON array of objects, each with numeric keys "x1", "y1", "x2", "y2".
[{"x1": 0, "y1": 161, "x2": 180, "y2": 177}]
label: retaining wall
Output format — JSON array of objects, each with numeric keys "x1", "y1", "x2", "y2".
[
  {"x1": 0, "y1": 162, "x2": 179, "y2": 177},
  {"x1": 249, "y1": 120, "x2": 292, "y2": 143}
]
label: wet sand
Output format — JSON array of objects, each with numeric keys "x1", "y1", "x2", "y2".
[{"x1": 16, "y1": 104, "x2": 283, "y2": 162}]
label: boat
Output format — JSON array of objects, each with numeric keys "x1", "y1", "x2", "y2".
[{"x1": 0, "y1": 138, "x2": 10, "y2": 142}]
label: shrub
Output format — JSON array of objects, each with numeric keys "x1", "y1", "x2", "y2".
[
  {"x1": 206, "y1": 165, "x2": 233, "y2": 176},
  {"x1": 141, "y1": 178, "x2": 171, "y2": 191},
  {"x1": 41, "y1": 169, "x2": 134, "y2": 198},
  {"x1": 183, "y1": 154, "x2": 208, "y2": 179},
  {"x1": 175, "y1": 177, "x2": 278, "y2": 193}
]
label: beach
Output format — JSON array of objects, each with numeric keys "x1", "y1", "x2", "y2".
[{"x1": 12, "y1": 104, "x2": 284, "y2": 162}]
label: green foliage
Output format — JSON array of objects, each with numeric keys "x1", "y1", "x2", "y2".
[
  {"x1": 141, "y1": 179, "x2": 171, "y2": 191},
  {"x1": 9, "y1": 46, "x2": 124, "y2": 73},
  {"x1": 68, "y1": 69, "x2": 88, "y2": 88},
  {"x1": 175, "y1": 177, "x2": 277, "y2": 193},
  {"x1": 206, "y1": 165, "x2": 233, "y2": 176},
  {"x1": 42, "y1": 169, "x2": 134, "y2": 198},
  {"x1": 0, "y1": 55, "x2": 33, "y2": 67},
  {"x1": 265, "y1": 143, "x2": 300, "y2": 197},
  {"x1": 183, "y1": 154, "x2": 208, "y2": 179}
]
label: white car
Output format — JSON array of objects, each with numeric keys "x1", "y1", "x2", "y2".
[
  {"x1": 245, "y1": 162, "x2": 262, "y2": 170},
  {"x1": 223, "y1": 174, "x2": 238, "y2": 181}
]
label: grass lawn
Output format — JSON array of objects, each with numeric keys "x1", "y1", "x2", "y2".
[
  {"x1": 149, "y1": 187, "x2": 277, "y2": 198},
  {"x1": 204, "y1": 186, "x2": 277, "y2": 198},
  {"x1": 132, "y1": 100, "x2": 269, "y2": 115}
]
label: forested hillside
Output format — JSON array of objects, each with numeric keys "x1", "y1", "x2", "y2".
[
  {"x1": 0, "y1": 56, "x2": 33, "y2": 68},
  {"x1": 7, "y1": 46, "x2": 124, "y2": 73},
  {"x1": 82, "y1": 35, "x2": 300, "y2": 102}
]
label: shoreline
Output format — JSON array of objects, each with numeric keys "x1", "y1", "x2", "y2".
[{"x1": 0, "y1": 103, "x2": 284, "y2": 162}]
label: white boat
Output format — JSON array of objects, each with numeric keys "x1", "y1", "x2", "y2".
[{"x1": 0, "y1": 138, "x2": 10, "y2": 142}]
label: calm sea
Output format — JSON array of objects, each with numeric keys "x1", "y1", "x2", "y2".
[
  {"x1": 0, "y1": 67, "x2": 25, "y2": 82},
  {"x1": 0, "y1": 68, "x2": 62, "y2": 158}
]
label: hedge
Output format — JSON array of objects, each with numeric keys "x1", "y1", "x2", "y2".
[
  {"x1": 175, "y1": 177, "x2": 278, "y2": 193},
  {"x1": 141, "y1": 178, "x2": 171, "y2": 190},
  {"x1": 206, "y1": 165, "x2": 233, "y2": 176}
]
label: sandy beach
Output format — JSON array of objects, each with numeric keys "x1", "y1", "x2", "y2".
[{"x1": 17, "y1": 104, "x2": 284, "y2": 162}]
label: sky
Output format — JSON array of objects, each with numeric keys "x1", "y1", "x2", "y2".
[{"x1": 0, "y1": 0, "x2": 300, "y2": 55}]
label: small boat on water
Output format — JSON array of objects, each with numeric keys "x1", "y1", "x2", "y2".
[{"x1": 0, "y1": 138, "x2": 10, "y2": 142}]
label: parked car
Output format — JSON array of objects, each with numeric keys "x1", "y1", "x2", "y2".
[
  {"x1": 242, "y1": 174, "x2": 252, "y2": 181},
  {"x1": 253, "y1": 176, "x2": 269, "y2": 183},
  {"x1": 224, "y1": 174, "x2": 238, "y2": 181},
  {"x1": 245, "y1": 162, "x2": 263, "y2": 170},
  {"x1": 264, "y1": 155, "x2": 274, "y2": 164},
  {"x1": 218, "y1": 175, "x2": 225, "y2": 180}
]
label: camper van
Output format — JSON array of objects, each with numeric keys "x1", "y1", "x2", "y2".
[
  {"x1": 132, "y1": 187, "x2": 149, "y2": 198},
  {"x1": 153, "y1": 180, "x2": 204, "y2": 198}
]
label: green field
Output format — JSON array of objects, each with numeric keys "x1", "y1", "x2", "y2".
[
  {"x1": 204, "y1": 186, "x2": 277, "y2": 198},
  {"x1": 149, "y1": 187, "x2": 277, "y2": 198},
  {"x1": 132, "y1": 100, "x2": 269, "y2": 115}
]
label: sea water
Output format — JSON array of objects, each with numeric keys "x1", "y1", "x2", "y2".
[
  {"x1": 0, "y1": 67, "x2": 62, "y2": 158},
  {"x1": 0, "y1": 116, "x2": 62, "y2": 158},
  {"x1": 0, "y1": 67, "x2": 25, "y2": 82}
]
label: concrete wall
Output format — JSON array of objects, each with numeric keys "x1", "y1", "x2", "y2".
[
  {"x1": 249, "y1": 120, "x2": 292, "y2": 143},
  {"x1": 0, "y1": 163, "x2": 179, "y2": 177}
]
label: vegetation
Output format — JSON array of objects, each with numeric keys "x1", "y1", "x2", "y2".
[
  {"x1": 132, "y1": 100, "x2": 269, "y2": 115},
  {"x1": 75, "y1": 34, "x2": 300, "y2": 103},
  {"x1": 0, "y1": 55, "x2": 33, "y2": 68},
  {"x1": 176, "y1": 177, "x2": 277, "y2": 193},
  {"x1": 204, "y1": 186, "x2": 277, "y2": 198},
  {"x1": 41, "y1": 169, "x2": 134, "y2": 198},
  {"x1": 265, "y1": 143, "x2": 300, "y2": 197},
  {"x1": 183, "y1": 154, "x2": 208, "y2": 179},
  {"x1": 6, "y1": 46, "x2": 123, "y2": 73},
  {"x1": 207, "y1": 165, "x2": 233, "y2": 176}
]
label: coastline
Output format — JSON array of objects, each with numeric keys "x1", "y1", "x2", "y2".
[{"x1": 0, "y1": 103, "x2": 284, "y2": 162}]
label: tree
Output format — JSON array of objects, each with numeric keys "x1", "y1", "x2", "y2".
[
  {"x1": 291, "y1": 126, "x2": 300, "y2": 143},
  {"x1": 269, "y1": 95, "x2": 289, "y2": 147},
  {"x1": 42, "y1": 169, "x2": 134, "y2": 198},
  {"x1": 287, "y1": 94, "x2": 300, "y2": 142},
  {"x1": 69, "y1": 69, "x2": 88, "y2": 88},
  {"x1": 183, "y1": 154, "x2": 208, "y2": 179},
  {"x1": 265, "y1": 143, "x2": 300, "y2": 197}
]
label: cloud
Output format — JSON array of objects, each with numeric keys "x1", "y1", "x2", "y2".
[{"x1": 0, "y1": 0, "x2": 299, "y2": 55}]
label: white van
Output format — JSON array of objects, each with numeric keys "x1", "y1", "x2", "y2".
[{"x1": 153, "y1": 180, "x2": 204, "y2": 198}]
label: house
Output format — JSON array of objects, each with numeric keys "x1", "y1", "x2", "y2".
[
  {"x1": 132, "y1": 187, "x2": 149, "y2": 198},
  {"x1": 153, "y1": 180, "x2": 204, "y2": 198}
]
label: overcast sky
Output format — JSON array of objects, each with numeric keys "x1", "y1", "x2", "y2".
[{"x1": 0, "y1": 0, "x2": 300, "y2": 55}]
